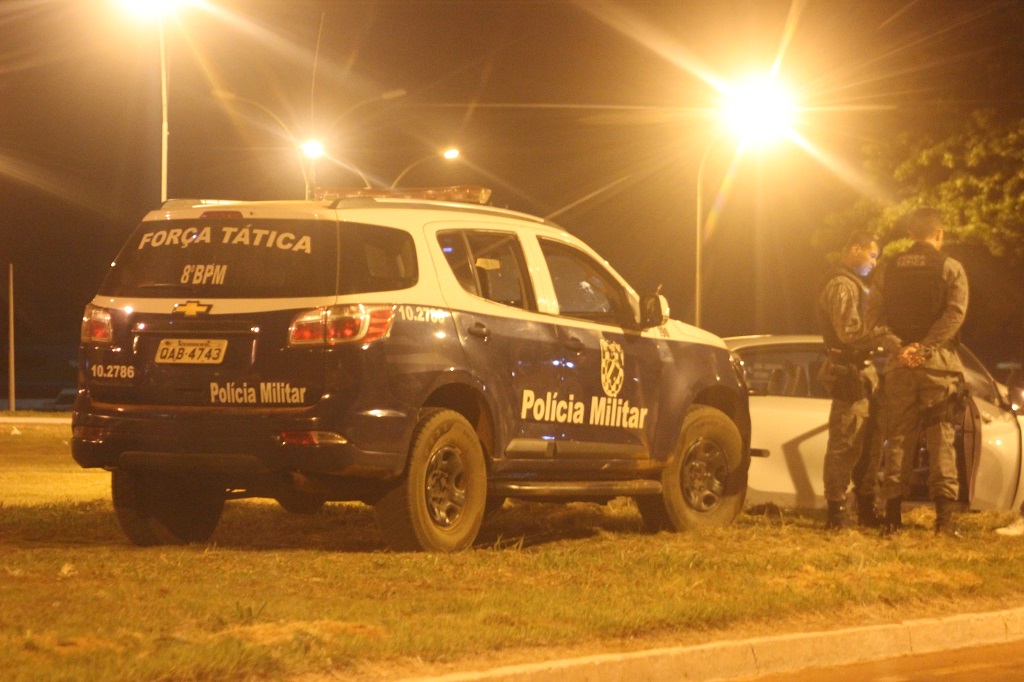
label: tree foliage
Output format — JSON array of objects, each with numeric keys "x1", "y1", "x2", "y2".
[{"x1": 828, "y1": 111, "x2": 1024, "y2": 260}]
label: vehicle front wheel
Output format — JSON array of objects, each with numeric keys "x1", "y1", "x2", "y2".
[
  {"x1": 374, "y1": 409, "x2": 487, "y2": 552},
  {"x1": 636, "y1": 405, "x2": 747, "y2": 532},
  {"x1": 112, "y1": 469, "x2": 225, "y2": 546}
]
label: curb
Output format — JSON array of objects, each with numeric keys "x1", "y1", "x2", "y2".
[
  {"x1": 403, "y1": 606, "x2": 1024, "y2": 682},
  {"x1": 0, "y1": 416, "x2": 70, "y2": 425}
]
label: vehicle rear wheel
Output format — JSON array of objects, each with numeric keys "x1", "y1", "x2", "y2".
[
  {"x1": 374, "y1": 409, "x2": 487, "y2": 552},
  {"x1": 636, "y1": 405, "x2": 746, "y2": 531},
  {"x1": 112, "y1": 469, "x2": 225, "y2": 546}
]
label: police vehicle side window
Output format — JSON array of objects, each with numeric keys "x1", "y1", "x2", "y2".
[
  {"x1": 437, "y1": 232, "x2": 480, "y2": 296},
  {"x1": 437, "y1": 230, "x2": 534, "y2": 310},
  {"x1": 339, "y1": 223, "x2": 417, "y2": 294},
  {"x1": 538, "y1": 238, "x2": 631, "y2": 326}
]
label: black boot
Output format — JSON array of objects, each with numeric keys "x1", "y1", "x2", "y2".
[
  {"x1": 881, "y1": 497, "x2": 902, "y2": 536},
  {"x1": 856, "y1": 494, "x2": 881, "y2": 528},
  {"x1": 825, "y1": 500, "x2": 850, "y2": 530},
  {"x1": 935, "y1": 497, "x2": 962, "y2": 538}
]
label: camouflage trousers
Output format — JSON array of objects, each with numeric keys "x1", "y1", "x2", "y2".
[
  {"x1": 823, "y1": 392, "x2": 879, "y2": 502},
  {"x1": 822, "y1": 362, "x2": 880, "y2": 502},
  {"x1": 879, "y1": 367, "x2": 961, "y2": 502}
]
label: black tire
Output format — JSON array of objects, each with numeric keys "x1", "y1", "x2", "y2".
[
  {"x1": 636, "y1": 405, "x2": 747, "y2": 532},
  {"x1": 112, "y1": 469, "x2": 225, "y2": 546},
  {"x1": 374, "y1": 409, "x2": 487, "y2": 552},
  {"x1": 275, "y1": 489, "x2": 327, "y2": 515}
]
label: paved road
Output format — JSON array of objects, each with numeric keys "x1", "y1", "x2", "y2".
[
  {"x1": 743, "y1": 639, "x2": 1024, "y2": 682},
  {"x1": 412, "y1": 608, "x2": 1024, "y2": 681}
]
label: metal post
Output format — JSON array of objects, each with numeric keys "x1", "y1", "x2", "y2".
[
  {"x1": 159, "y1": 20, "x2": 169, "y2": 203},
  {"x1": 694, "y1": 134, "x2": 730, "y2": 329},
  {"x1": 695, "y1": 155, "x2": 705, "y2": 329},
  {"x1": 8, "y1": 263, "x2": 14, "y2": 412},
  {"x1": 694, "y1": 139, "x2": 718, "y2": 329}
]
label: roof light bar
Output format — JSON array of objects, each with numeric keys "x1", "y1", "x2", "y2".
[{"x1": 317, "y1": 185, "x2": 492, "y2": 205}]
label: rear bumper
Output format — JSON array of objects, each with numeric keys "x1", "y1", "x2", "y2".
[{"x1": 71, "y1": 393, "x2": 408, "y2": 479}]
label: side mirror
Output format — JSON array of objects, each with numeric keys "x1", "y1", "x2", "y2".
[
  {"x1": 997, "y1": 362, "x2": 1022, "y2": 412},
  {"x1": 639, "y1": 293, "x2": 670, "y2": 329},
  {"x1": 1009, "y1": 385, "x2": 1024, "y2": 414}
]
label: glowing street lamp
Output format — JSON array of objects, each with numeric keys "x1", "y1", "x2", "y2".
[
  {"x1": 119, "y1": 0, "x2": 205, "y2": 203},
  {"x1": 300, "y1": 140, "x2": 325, "y2": 159},
  {"x1": 693, "y1": 75, "x2": 795, "y2": 328},
  {"x1": 719, "y1": 77, "x2": 797, "y2": 147},
  {"x1": 390, "y1": 148, "x2": 460, "y2": 188}
]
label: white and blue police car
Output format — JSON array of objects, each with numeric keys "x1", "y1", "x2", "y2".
[{"x1": 72, "y1": 186, "x2": 752, "y2": 552}]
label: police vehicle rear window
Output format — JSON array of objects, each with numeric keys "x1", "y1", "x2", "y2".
[{"x1": 98, "y1": 219, "x2": 416, "y2": 298}]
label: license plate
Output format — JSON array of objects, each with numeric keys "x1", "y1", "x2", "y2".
[{"x1": 155, "y1": 338, "x2": 227, "y2": 364}]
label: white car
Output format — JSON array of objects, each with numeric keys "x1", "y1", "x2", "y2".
[{"x1": 725, "y1": 335, "x2": 1024, "y2": 512}]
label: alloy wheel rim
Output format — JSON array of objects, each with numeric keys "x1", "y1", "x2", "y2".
[
  {"x1": 680, "y1": 437, "x2": 727, "y2": 512},
  {"x1": 424, "y1": 443, "x2": 467, "y2": 527}
]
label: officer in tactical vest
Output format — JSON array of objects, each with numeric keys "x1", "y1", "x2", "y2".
[
  {"x1": 866, "y1": 208, "x2": 969, "y2": 536},
  {"x1": 816, "y1": 231, "x2": 900, "y2": 530}
]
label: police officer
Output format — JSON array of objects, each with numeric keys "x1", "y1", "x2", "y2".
[
  {"x1": 817, "y1": 231, "x2": 900, "y2": 529},
  {"x1": 867, "y1": 208, "x2": 969, "y2": 536}
]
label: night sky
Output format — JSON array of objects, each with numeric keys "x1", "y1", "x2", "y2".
[{"x1": 3, "y1": 0, "x2": 1024, "y2": 381}]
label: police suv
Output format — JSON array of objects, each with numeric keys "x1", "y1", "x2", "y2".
[{"x1": 72, "y1": 186, "x2": 752, "y2": 552}]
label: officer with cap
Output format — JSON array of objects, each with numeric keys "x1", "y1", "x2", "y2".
[
  {"x1": 816, "y1": 231, "x2": 900, "y2": 529},
  {"x1": 866, "y1": 207, "x2": 969, "y2": 536}
]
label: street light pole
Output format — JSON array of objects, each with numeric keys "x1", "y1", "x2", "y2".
[
  {"x1": 390, "y1": 148, "x2": 459, "y2": 188},
  {"x1": 694, "y1": 135, "x2": 723, "y2": 329},
  {"x1": 325, "y1": 89, "x2": 407, "y2": 135},
  {"x1": 692, "y1": 74, "x2": 797, "y2": 329},
  {"x1": 216, "y1": 91, "x2": 313, "y2": 197},
  {"x1": 217, "y1": 88, "x2": 401, "y2": 194},
  {"x1": 159, "y1": 20, "x2": 168, "y2": 203},
  {"x1": 299, "y1": 140, "x2": 325, "y2": 199},
  {"x1": 7, "y1": 264, "x2": 14, "y2": 412},
  {"x1": 120, "y1": 0, "x2": 200, "y2": 203}
]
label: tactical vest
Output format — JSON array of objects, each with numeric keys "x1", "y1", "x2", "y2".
[
  {"x1": 816, "y1": 268, "x2": 867, "y2": 354},
  {"x1": 882, "y1": 242, "x2": 948, "y2": 344}
]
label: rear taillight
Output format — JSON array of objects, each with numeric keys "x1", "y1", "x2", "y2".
[
  {"x1": 288, "y1": 309, "x2": 326, "y2": 345},
  {"x1": 278, "y1": 431, "x2": 348, "y2": 446},
  {"x1": 81, "y1": 304, "x2": 113, "y2": 344},
  {"x1": 73, "y1": 425, "x2": 107, "y2": 443},
  {"x1": 288, "y1": 304, "x2": 395, "y2": 347}
]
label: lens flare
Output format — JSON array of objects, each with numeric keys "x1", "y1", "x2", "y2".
[{"x1": 719, "y1": 76, "x2": 797, "y2": 146}]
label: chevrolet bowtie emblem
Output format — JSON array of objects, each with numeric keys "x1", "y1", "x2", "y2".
[{"x1": 173, "y1": 300, "x2": 212, "y2": 316}]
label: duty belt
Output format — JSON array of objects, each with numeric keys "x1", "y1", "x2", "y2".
[{"x1": 826, "y1": 347, "x2": 871, "y2": 366}]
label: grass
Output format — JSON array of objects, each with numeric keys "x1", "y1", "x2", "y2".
[
  {"x1": 3, "y1": 425, "x2": 1024, "y2": 681},
  {"x1": 0, "y1": 421, "x2": 108, "y2": 505}
]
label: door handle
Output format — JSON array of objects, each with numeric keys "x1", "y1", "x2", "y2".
[
  {"x1": 564, "y1": 336, "x2": 585, "y2": 352},
  {"x1": 468, "y1": 323, "x2": 490, "y2": 340}
]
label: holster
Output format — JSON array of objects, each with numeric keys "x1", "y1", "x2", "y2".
[
  {"x1": 820, "y1": 359, "x2": 869, "y2": 402},
  {"x1": 923, "y1": 375, "x2": 971, "y2": 427}
]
